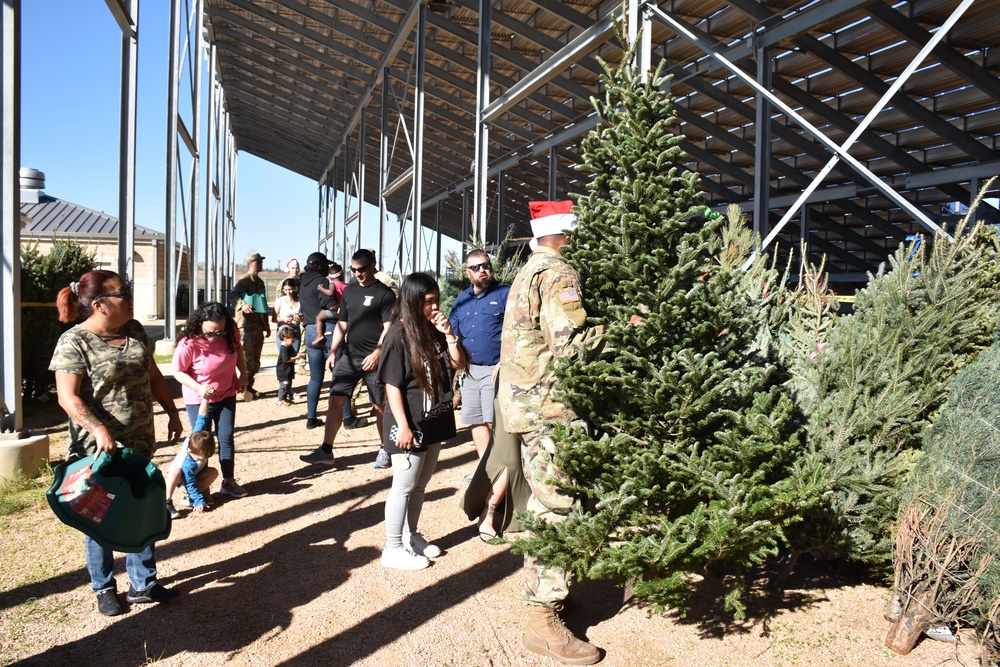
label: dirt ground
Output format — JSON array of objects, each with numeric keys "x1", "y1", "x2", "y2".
[{"x1": 0, "y1": 356, "x2": 986, "y2": 666}]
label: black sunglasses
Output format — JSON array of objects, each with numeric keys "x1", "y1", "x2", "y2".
[
  {"x1": 94, "y1": 282, "x2": 133, "y2": 301},
  {"x1": 466, "y1": 262, "x2": 491, "y2": 273},
  {"x1": 202, "y1": 330, "x2": 227, "y2": 338},
  {"x1": 351, "y1": 263, "x2": 373, "y2": 274}
]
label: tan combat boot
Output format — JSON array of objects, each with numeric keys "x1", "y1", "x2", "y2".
[{"x1": 523, "y1": 603, "x2": 601, "y2": 665}]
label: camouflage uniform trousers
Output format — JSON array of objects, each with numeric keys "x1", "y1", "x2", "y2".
[
  {"x1": 240, "y1": 313, "x2": 268, "y2": 391},
  {"x1": 519, "y1": 428, "x2": 579, "y2": 606}
]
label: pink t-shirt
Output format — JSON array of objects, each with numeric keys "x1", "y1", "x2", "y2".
[{"x1": 173, "y1": 335, "x2": 240, "y2": 405}]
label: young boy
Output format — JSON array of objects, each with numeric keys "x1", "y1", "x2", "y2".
[
  {"x1": 165, "y1": 389, "x2": 219, "y2": 517},
  {"x1": 311, "y1": 263, "x2": 346, "y2": 345},
  {"x1": 276, "y1": 327, "x2": 304, "y2": 405}
]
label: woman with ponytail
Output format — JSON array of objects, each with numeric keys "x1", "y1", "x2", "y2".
[
  {"x1": 377, "y1": 272, "x2": 466, "y2": 570},
  {"x1": 49, "y1": 269, "x2": 183, "y2": 616}
]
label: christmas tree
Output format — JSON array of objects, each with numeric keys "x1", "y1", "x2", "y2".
[
  {"x1": 886, "y1": 341, "x2": 1000, "y2": 654},
  {"x1": 785, "y1": 220, "x2": 1000, "y2": 571},
  {"x1": 510, "y1": 26, "x2": 808, "y2": 618}
]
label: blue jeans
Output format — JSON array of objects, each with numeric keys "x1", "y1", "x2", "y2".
[
  {"x1": 305, "y1": 324, "x2": 330, "y2": 420},
  {"x1": 185, "y1": 395, "x2": 237, "y2": 479},
  {"x1": 85, "y1": 535, "x2": 156, "y2": 592}
]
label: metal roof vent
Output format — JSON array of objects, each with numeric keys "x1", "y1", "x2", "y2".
[{"x1": 20, "y1": 168, "x2": 44, "y2": 204}]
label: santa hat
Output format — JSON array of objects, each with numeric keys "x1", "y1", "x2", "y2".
[{"x1": 529, "y1": 200, "x2": 577, "y2": 239}]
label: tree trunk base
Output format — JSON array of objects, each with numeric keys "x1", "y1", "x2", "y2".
[{"x1": 885, "y1": 598, "x2": 934, "y2": 655}]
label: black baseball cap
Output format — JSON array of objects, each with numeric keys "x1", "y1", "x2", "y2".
[{"x1": 305, "y1": 251, "x2": 331, "y2": 269}]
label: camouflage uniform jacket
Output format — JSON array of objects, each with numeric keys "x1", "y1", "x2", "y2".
[
  {"x1": 498, "y1": 245, "x2": 599, "y2": 434},
  {"x1": 48, "y1": 319, "x2": 157, "y2": 459},
  {"x1": 233, "y1": 272, "x2": 269, "y2": 329}
]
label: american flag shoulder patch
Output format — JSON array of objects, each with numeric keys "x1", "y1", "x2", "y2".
[{"x1": 557, "y1": 289, "x2": 580, "y2": 304}]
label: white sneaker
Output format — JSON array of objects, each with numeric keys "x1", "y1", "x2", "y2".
[
  {"x1": 407, "y1": 532, "x2": 441, "y2": 558},
  {"x1": 381, "y1": 546, "x2": 429, "y2": 570}
]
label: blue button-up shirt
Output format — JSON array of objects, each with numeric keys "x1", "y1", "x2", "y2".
[{"x1": 449, "y1": 280, "x2": 510, "y2": 366}]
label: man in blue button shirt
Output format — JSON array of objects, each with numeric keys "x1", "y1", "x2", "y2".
[{"x1": 449, "y1": 249, "x2": 510, "y2": 465}]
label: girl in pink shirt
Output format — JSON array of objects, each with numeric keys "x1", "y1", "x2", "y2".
[{"x1": 172, "y1": 302, "x2": 249, "y2": 499}]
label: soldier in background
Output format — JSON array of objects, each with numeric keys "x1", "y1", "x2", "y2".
[
  {"x1": 497, "y1": 200, "x2": 602, "y2": 665},
  {"x1": 233, "y1": 252, "x2": 271, "y2": 400}
]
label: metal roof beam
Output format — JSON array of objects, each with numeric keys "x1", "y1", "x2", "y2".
[
  {"x1": 682, "y1": 142, "x2": 754, "y2": 187},
  {"x1": 867, "y1": 0, "x2": 1000, "y2": 104},
  {"x1": 726, "y1": 0, "x2": 998, "y2": 163},
  {"x1": 483, "y1": 6, "x2": 620, "y2": 124},
  {"x1": 729, "y1": 185, "x2": 860, "y2": 211},
  {"x1": 104, "y1": 0, "x2": 136, "y2": 38},
  {"x1": 680, "y1": 0, "x2": 874, "y2": 79},
  {"x1": 809, "y1": 209, "x2": 894, "y2": 257},
  {"x1": 427, "y1": 11, "x2": 595, "y2": 105},
  {"x1": 222, "y1": 0, "x2": 381, "y2": 72},
  {"x1": 648, "y1": 3, "x2": 941, "y2": 248},
  {"x1": 321, "y1": 0, "x2": 423, "y2": 179},
  {"x1": 836, "y1": 197, "x2": 912, "y2": 242},
  {"x1": 807, "y1": 232, "x2": 879, "y2": 273},
  {"x1": 448, "y1": 0, "x2": 604, "y2": 79},
  {"x1": 518, "y1": 0, "x2": 596, "y2": 30},
  {"x1": 771, "y1": 77, "x2": 973, "y2": 204},
  {"x1": 905, "y1": 160, "x2": 1000, "y2": 189}
]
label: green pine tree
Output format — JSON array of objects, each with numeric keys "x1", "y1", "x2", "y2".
[
  {"x1": 785, "y1": 219, "x2": 1000, "y2": 571},
  {"x1": 886, "y1": 340, "x2": 1000, "y2": 654},
  {"x1": 510, "y1": 26, "x2": 808, "y2": 619}
]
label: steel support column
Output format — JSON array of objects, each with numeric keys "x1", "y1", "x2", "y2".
[
  {"x1": 412, "y1": 3, "x2": 426, "y2": 271},
  {"x1": 473, "y1": 0, "x2": 491, "y2": 247},
  {"x1": 204, "y1": 42, "x2": 217, "y2": 301},
  {"x1": 1, "y1": 0, "x2": 21, "y2": 430},
  {"x1": 753, "y1": 47, "x2": 772, "y2": 242},
  {"x1": 548, "y1": 148, "x2": 558, "y2": 200},
  {"x1": 164, "y1": 0, "x2": 180, "y2": 337},
  {"x1": 379, "y1": 67, "x2": 389, "y2": 264},
  {"x1": 188, "y1": 3, "x2": 203, "y2": 310},
  {"x1": 114, "y1": 0, "x2": 138, "y2": 284},
  {"x1": 165, "y1": 0, "x2": 206, "y2": 330}
]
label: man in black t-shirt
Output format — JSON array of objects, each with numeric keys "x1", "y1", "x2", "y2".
[
  {"x1": 301, "y1": 249, "x2": 396, "y2": 467},
  {"x1": 299, "y1": 252, "x2": 340, "y2": 429}
]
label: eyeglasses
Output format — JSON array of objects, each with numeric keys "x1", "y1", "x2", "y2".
[
  {"x1": 466, "y1": 262, "x2": 491, "y2": 273},
  {"x1": 202, "y1": 330, "x2": 227, "y2": 338},
  {"x1": 94, "y1": 283, "x2": 133, "y2": 301},
  {"x1": 351, "y1": 263, "x2": 373, "y2": 274}
]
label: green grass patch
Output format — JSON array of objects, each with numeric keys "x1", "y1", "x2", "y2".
[{"x1": 0, "y1": 467, "x2": 53, "y2": 517}]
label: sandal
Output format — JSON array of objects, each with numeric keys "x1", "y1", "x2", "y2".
[{"x1": 478, "y1": 502, "x2": 498, "y2": 542}]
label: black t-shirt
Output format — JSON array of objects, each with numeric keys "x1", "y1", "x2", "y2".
[
  {"x1": 276, "y1": 345, "x2": 296, "y2": 383},
  {"x1": 377, "y1": 323, "x2": 456, "y2": 452},
  {"x1": 338, "y1": 280, "x2": 396, "y2": 358},
  {"x1": 299, "y1": 270, "x2": 338, "y2": 323}
]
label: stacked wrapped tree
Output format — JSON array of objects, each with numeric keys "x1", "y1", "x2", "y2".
[
  {"x1": 510, "y1": 28, "x2": 810, "y2": 618},
  {"x1": 885, "y1": 341, "x2": 1000, "y2": 654}
]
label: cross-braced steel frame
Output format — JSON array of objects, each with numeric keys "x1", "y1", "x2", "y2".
[
  {"x1": 197, "y1": 0, "x2": 1000, "y2": 284},
  {"x1": 165, "y1": 0, "x2": 238, "y2": 340}
]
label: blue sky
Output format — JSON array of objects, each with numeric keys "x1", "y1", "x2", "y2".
[{"x1": 21, "y1": 1, "x2": 450, "y2": 274}]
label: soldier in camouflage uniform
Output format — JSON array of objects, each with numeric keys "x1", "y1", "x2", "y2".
[
  {"x1": 498, "y1": 200, "x2": 602, "y2": 665},
  {"x1": 233, "y1": 252, "x2": 271, "y2": 399}
]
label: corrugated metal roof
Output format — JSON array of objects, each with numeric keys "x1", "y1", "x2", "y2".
[
  {"x1": 20, "y1": 194, "x2": 162, "y2": 238},
  {"x1": 203, "y1": 0, "x2": 1000, "y2": 275}
]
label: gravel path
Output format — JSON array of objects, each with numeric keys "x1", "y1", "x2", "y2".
[{"x1": 0, "y1": 356, "x2": 982, "y2": 666}]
